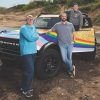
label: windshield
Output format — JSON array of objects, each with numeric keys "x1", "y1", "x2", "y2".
[{"x1": 34, "y1": 17, "x2": 60, "y2": 29}]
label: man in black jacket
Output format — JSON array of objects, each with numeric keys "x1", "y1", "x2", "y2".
[{"x1": 68, "y1": 3, "x2": 83, "y2": 31}]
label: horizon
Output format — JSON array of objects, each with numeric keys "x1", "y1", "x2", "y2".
[{"x1": 0, "y1": 0, "x2": 32, "y2": 8}]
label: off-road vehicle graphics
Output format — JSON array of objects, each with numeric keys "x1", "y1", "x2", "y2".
[{"x1": 0, "y1": 13, "x2": 96, "y2": 79}]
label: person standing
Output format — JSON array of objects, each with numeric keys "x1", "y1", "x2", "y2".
[
  {"x1": 51, "y1": 12, "x2": 75, "y2": 78},
  {"x1": 68, "y1": 3, "x2": 83, "y2": 31},
  {"x1": 19, "y1": 15, "x2": 39, "y2": 98}
]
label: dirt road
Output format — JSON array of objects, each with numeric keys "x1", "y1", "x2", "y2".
[{"x1": 0, "y1": 35, "x2": 100, "y2": 100}]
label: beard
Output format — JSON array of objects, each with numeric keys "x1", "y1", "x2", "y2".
[{"x1": 61, "y1": 18, "x2": 67, "y2": 22}]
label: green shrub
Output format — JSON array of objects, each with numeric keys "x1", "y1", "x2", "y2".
[
  {"x1": 21, "y1": 1, "x2": 47, "y2": 11},
  {"x1": 80, "y1": 1, "x2": 100, "y2": 13},
  {"x1": 53, "y1": 0, "x2": 96, "y2": 6},
  {"x1": 44, "y1": 4, "x2": 60, "y2": 13},
  {"x1": 14, "y1": 4, "x2": 25, "y2": 9},
  {"x1": 94, "y1": 14, "x2": 100, "y2": 25},
  {"x1": 91, "y1": 2, "x2": 100, "y2": 11},
  {"x1": 80, "y1": 5, "x2": 92, "y2": 13},
  {"x1": 0, "y1": 7, "x2": 6, "y2": 13}
]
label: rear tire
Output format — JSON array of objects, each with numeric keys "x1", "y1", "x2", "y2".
[{"x1": 83, "y1": 47, "x2": 96, "y2": 61}]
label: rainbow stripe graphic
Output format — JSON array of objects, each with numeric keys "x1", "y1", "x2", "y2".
[
  {"x1": 40, "y1": 31, "x2": 95, "y2": 48},
  {"x1": 74, "y1": 37, "x2": 95, "y2": 48},
  {"x1": 40, "y1": 32, "x2": 57, "y2": 42}
]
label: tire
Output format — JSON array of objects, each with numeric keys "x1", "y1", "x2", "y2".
[
  {"x1": 36, "y1": 49, "x2": 61, "y2": 79},
  {"x1": 84, "y1": 51, "x2": 96, "y2": 61},
  {"x1": 0, "y1": 59, "x2": 7, "y2": 72},
  {"x1": 82, "y1": 48, "x2": 96, "y2": 61},
  {"x1": 0, "y1": 59, "x2": 13, "y2": 72}
]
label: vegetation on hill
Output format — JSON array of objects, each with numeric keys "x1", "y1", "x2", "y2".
[
  {"x1": 53, "y1": 0, "x2": 96, "y2": 6},
  {"x1": 0, "y1": 7, "x2": 6, "y2": 14},
  {"x1": 80, "y1": 1, "x2": 100, "y2": 13},
  {"x1": 6, "y1": 0, "x2": 100, "y2": 11},
  {"x1": 94, "y1": 14, "x2": 100, "y2": 25},
  {"x1": 0, "y1": 0, "x2": 100, "y2": 25}
]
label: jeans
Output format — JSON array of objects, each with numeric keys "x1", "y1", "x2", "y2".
[
  {"x1": 21, "y1": 54, "x2": 36, "y2": 91},
  {"x1": 59, "y1": 42, "x2": 73, "y2": 72}
]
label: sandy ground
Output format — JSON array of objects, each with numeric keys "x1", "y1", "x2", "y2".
[
  {"x1": 0, "y1": 11, "x2": 100, "y2": 100},
  {"x1": 0, "y1": 44, "x2": 100, "y2": 100}
]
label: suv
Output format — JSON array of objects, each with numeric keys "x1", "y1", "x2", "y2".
[{"x1": 0, "y1": 13, "x2": 96, "y2": 79}]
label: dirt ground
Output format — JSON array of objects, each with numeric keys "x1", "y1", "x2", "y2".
[
  {"x1": 0, "y1": 44, "x2": 100, "y2": 100},
  {"x1": 0, "y1": 11, "x2": 100, "y2": 100}
]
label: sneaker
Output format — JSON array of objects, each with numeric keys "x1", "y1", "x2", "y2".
[
  {"x1": 22, "y1": 90, "x2": 33, "y2": 98},
  {"x1": 67, "y1": 72, "x2": 73, "y2": 78},
  {"x1": 67, "y1": 65, "x2": 75, "y2": 78},
  {"x1": 20, "y1": 88, "x2": 33, "y2": 92}
]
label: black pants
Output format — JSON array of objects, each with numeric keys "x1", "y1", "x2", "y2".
[
  {"x1": 74, "y1": 25, "x2": 80, "y2": 31},
  {"x1": 21, "y1": 54, "x2": 36, "y2": 91}
]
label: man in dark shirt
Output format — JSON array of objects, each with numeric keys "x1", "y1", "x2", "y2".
[{"x1": 68, "y1": 3, "x2": 83, "y2": 31}]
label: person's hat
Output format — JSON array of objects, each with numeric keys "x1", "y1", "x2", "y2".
[
  {"x1": 26, "y1": 15, "x2": 33, "y2": 20},
  {"x1": 72, "y1": 2, "x2": 78, "y2": 6}
]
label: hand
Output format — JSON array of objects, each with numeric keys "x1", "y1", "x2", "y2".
[{"x1": 79, "y1": 28, "x2": 82, "y2": 31}]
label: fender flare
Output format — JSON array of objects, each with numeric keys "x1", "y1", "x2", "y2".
[{"x1": 39, "y1": 42, "x2": 60, "y2": 54}]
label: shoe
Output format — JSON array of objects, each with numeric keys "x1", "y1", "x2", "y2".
[
  {"x1": 20, "y1": 88, "x2": 33, "y2": 98},
  {"x1": 67, "y1": 65, "x2": 75, "y2": 78},
  {"x1": 20, "y1": 88, "x2": 33, "y2": 92},
  {"x1": 22, "y1": 90, "x2": 33, "y2": 98}
]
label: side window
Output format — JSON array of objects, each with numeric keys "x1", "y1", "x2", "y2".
[
  {"x1": 83, "y1": 17, "x2": 92, "y2": 28},
  {"x1": 84, "y1": 19, "x2": 89, "y2": 27},
  {"x1": 47, "y1": 18, "x2": 60, "y2": 29}
]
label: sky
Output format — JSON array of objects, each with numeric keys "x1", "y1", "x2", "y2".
[{"x1": 0, "y1": 0, "x2": 32, "y2": 8}]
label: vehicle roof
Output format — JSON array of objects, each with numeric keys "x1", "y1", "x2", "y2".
[
  {"x1": 39, "y1": 14, "x2": 59, "y2": 18},
  {"x1": 39, "y1": 12, "x2": 89, "y2": 18}
]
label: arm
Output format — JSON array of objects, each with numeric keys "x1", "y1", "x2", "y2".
[
  {"x1": 72, "y1": 24, "x2": 75, "y2": 42},
  {"x1": 49, "y1": 24, "x2": 57, "y2": 32},
  {"x1": 79, "y1": 11, "x2": 83, "y2": 28},
  {"x1": 20, "y1": 27, "x2": 39, "y2": 42}
]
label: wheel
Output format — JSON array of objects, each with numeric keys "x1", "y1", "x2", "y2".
[
  {"x1": 85, "y1": 51, "x2": 96, "y2": 61},
  {"x1": 0, "y1": 59, "x2": 13, "y2": 72},
  {"x1": 82, "y1": 47, "x2": 96, "y2": 61},
  {"x1": 36, "y1": 49, "x2": 61, "y2": 79},
  {"x1": 0, "y1": 59, "x2": 7, "y2": 73}
]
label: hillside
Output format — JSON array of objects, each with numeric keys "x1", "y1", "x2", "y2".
[
  {"x1": 0, "y1": 1, "x2": 100, "y2": 28},
  {"x1": 0, "y1": 1, "x2": 100, "y2": 100}
]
